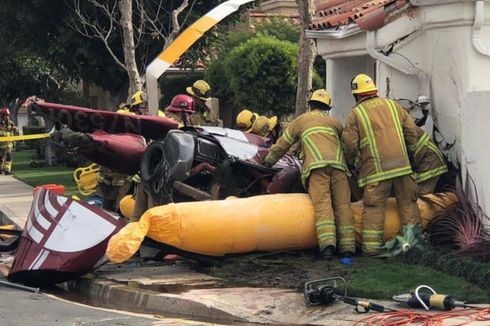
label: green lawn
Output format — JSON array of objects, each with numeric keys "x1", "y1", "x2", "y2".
[
  {"x1": 347, "y1": 257, "x2": 489, "y2": 302},
  {"x1": 203, "y1": 252, "x2": 490, "y2": 303},
  {"x1": 12, "y1": 149, "x2": 80, "y2": 196}
]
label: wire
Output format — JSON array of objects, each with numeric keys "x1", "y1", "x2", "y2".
[{"x1": 353, "y1": 307, "x2": 490, "y2": 326}]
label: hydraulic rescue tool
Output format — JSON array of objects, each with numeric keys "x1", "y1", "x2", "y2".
[
  {"x1": 304, "y1": 277, "x2": 347, "y2": 306},
  {"x1": 304, "y1": 277, "x2": 397, "y2": 313},
  {"x1": 393, "y1": 285, "x2": 476, "y2": 311}
]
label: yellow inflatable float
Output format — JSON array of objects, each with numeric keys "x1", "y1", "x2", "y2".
[{"x1": 107, "y1": 193, "x2": 456, "y2": 263}]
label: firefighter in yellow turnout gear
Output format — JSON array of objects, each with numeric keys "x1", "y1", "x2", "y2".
[
  {"x1": 96, "y1": 166, "x2": 132, "y2": 211},
  {"x1": 263, "y1": 90, "x2": 355, "y2": 260},
  {"x1": 186, "y1": 80, "x2": 222, "y2": 126},
  {"x1": 236, "y1": 109, "x2": 279, "y2": 140},
  {"x1": 342, "y1": 74, "x2": 421, "y2": 255},
  {"x1": 414, "y1": 126, "x2": 448, "y2": 195},
  {"x1": 0, "y1": 108, "x2": 17, "y2": 175},
  {"x1": 236, "y1": 109, "x2": 258, "y2": 132}
]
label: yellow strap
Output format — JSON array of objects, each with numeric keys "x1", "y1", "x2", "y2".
[{"x1": 0, "y1": 133, "x2": 50, "y2": 142}]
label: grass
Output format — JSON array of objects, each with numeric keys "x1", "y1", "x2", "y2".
[
  {"x1": 12, "y1": 149, "x2": 80, "y2": 196},
  {"x1": 400, "y1": 247, "x2": 490, "y2": 291},
  {"x1": 348, "y1": 257, "x2": 489, "y2": 302},
  {"x1": 200, "y1": 252, "x2": 490, "y2": 303}
]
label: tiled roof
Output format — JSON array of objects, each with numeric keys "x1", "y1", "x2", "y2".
[
  {"x1": 248, "y1": 12, "x2": 301, "y2": 26},
  {"x1": 311, "y1": 0, "x2": 409, "y2": 31}
]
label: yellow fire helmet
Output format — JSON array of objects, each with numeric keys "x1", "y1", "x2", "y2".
[
  {"x1": 268, "y1": 116, "x2": 278, "y2": 132},
  {"x1": 236, "y1": 109, "x2": 258, "y2": 132},
  {"x1": 309, "y1": 89, "x2": 332, "y2": 108},
  {"x1": 250, "y1": 116, "x2": 270, "y2": 137},
  {"x1": 117, "y1": 108, "x2": 135, "y2": 115},
  {"x1": 130, "y1": 90, "x2": 148, "y2": 106},
  {"x1": 351, "y1": 74, "x2": 378, "y2": 95},
  {"x1": 186, "y1": 80, "x2": 211, "y2": 100}
]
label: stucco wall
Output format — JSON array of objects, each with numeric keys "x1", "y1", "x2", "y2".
[
  {"x1": 326, "y1": 56, "x2": 375, "y2": 123},
  {"x1": 459, "y1": 22, "x2": 490, "y2": 210},
  {"x1": 257, "y1": 0, "x2": 298, "y2": 16}
]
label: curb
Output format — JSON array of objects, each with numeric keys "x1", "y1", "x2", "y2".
[{"x1": 65, "y1": 277, "x2": 274, "y2": 324}]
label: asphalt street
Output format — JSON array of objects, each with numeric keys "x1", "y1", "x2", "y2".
[{"x1": 0, "y1": 286, "x2": 221, "y2": 326}]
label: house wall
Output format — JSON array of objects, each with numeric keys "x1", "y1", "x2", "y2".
[
  {"x1": 256, "y1": 0, "x2": 298, "y2": 16},
  {"x1": 326, "y1": 56, "x2": 375, "y2": 122},
  {"x1": 315, "y1": 1, "x2": 490, "y2": 218},
  {"x1": 379, "y1": 2, "x2": 490, "y2": 213}
]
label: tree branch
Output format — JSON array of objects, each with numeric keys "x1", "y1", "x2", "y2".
[
  {"x1": 67, "y1": 0, "x2": 127, "y2": 71},
  {"x1": 164, "y1": 0, "x2": 189, "y2": 49}
]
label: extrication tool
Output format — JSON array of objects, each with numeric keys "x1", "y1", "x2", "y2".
[{"x1": 393, "y1": 285, "x2": 474, "y2": 311}]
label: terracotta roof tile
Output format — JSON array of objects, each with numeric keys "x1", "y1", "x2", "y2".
[{"x1": 311, "y1": 0, "x2": 409, "y2": 31}]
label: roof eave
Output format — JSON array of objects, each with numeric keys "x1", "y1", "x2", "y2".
[{"x1": 306, "y1": 24, "x2": 362, "y2": 40}]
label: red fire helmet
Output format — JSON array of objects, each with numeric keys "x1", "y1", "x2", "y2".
[{"x1": 166, "y1": 94, "x2": 195, "y2": 113}]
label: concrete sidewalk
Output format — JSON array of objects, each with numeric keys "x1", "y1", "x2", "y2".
[
  {"x1": 1, "y1": 175, "x2": 488, "y2": 325},
  {"x1": 0, "y1": 175, "x2": 33, "y2": 228}
]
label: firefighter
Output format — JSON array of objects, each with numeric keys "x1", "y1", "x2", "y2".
[
  {"x1": 236, "y1": 109, "x2": 259, "y2": 132},
  {"x1": 186, "y1": 80, "x2": 221, "y2": 126},
  {"x1": 236, "y1": 109, "x2": 281, "y2": 141},
  {"x1": 342, "y1": 74, "x2": 421, "y2": 255},
  {"x1": 0, "y1": 108, "x2": 17, "y2": 175},
  {"x1": 413, "y1": 126, "x2": 448, "y2": 195},
  {"x1": 129, "y1": 91, "x2": 149, "y2": 115},
  {"x1": 164, "y1": 94, "x2": 194, "y2": 127},
  {"x1": 97, "y1": 99, "x2": 141, "y2": 211},
  {"x1": 116, "y1": 102, "x2": 133, "y2": 115},
  {"x1": 96, "y1": 166, "x2": 132, "y2": 211},
  {"x1": 267, "y1": 116, "x2": 281, "y2": 143},
  {"x1": 263, "y1": 89, "x2": 355, "y2": 260},
  {"x1": 249, "y1": 115, "x2": 273, "y2": 137}
]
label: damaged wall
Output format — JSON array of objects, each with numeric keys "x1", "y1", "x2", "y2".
[
  {"x1": 380, "y1": 1, "x2": 490, "y2": 215},
  {"x1": 315, "y1": 1, "x2": 490, "y2": 221}
]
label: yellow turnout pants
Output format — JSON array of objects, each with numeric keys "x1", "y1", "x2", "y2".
[
  {"x1": 362, "y1": 174, "x2": 421, "y2": 255},
  {"x1": 0, "y1": 148, "x2": 12, "y2": 173},
  {"x1": 307, "y1": 167, "x2": 355, "y2": 253},
  {"x1": 417, "y1": 176, "x2": 439, "y2": 196}
]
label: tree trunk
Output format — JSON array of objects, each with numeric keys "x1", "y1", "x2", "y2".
[
  {"x1": 295, "y1": 0, "x2": 317, "y2": 116},
  {"x1": 119, "y1": 0, "x2": 143, "y2": 95}
]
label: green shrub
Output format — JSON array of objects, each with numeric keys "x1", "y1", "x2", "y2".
[
  {"x1": 224, "y1": 36, "x2": 298, "y2": 115},
  {"x1": 205, "y1": 20, "x2": 324, "y2": 114}
]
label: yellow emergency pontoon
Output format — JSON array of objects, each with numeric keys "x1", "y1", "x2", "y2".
[{"x1": 107, "y1": 193, "x2": 456, "y2": 263}]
